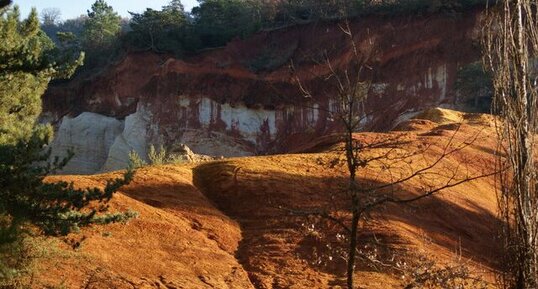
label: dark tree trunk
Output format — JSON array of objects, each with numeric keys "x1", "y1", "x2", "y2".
[{"x1": 347, "y1": 196, "x2": 360, "y2": 289}]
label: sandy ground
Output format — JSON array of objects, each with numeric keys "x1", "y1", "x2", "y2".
[{"x1": 38, "y1": 108, "x2": 501, "y2": 289}]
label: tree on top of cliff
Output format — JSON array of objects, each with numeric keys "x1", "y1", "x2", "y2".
[
  {"x1": 82, "y1": 0, "x2": 121, "y2": 52},
  {"x1": 40, "y1": 7, "x2": 61, "y2": 27},
  {"x1": 164, "y1": 0, "x2": 185, "y2": 12},
  {"x1": 126, "y1": 0, "x2": 193, "y2": 56},
  {"x1": 192, "y1": 0, "x2": 263, "y2": 48},
  {"x1": 273, "y1": 0, "x2": 358, "y2": 24}
]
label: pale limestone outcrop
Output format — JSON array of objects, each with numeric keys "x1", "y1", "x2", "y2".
[
  {"x1": 101, "y1": 108, "x2": 151, "y2": 172},
  {"x1": 180, "y1": 130, "x2": 254, "y2": 158},
  {"x1": 167, "y1": 143, "x2": 215, "y2": 163},
  {"x1": 192, "y1": 97, "x2": 278, "y2": 143},
  {"x1": 49, "y1": 112, "x2": 124, "y2": 174}
]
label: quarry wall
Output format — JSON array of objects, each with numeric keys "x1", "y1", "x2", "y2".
[{"x1": 42, "y1": 10, "x2": 482, "y2": 173}]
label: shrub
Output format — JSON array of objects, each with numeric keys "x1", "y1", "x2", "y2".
[
  {"x1": 148, "y1": 144, "x2": 166, "y2": 165},
  {"x1": 128, "y1": 150, "x2": 147, "y2": 169}
]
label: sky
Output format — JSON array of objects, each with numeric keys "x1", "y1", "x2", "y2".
[{"x1": 14, "y1": 0, "x2": 199, "y2": 20}]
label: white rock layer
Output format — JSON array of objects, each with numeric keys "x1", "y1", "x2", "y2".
[
  {"x1": 49, "y1": 112, "x2": 124, "y2": 174},
  {"x1": 101, "y1": 108, "x2": 150, "y2": 172}
]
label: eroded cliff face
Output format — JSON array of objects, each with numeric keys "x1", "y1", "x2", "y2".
[
  {"x1": 49, "y1": 112, "x2": 124, "y2": 174},
  {"x1": 43, "y1": 10, "x2": 482, "y2": 174}
]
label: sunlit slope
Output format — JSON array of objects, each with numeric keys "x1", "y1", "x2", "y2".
[
  {"x1": 193, "y1": 110, "x2": 499, "y2": 288},
  {"x1": 42, "y1": 166, "x2": 254, "y2": 289},
  {"x1": 39, "y1": 108, "x2": 500, "y2": 289}
]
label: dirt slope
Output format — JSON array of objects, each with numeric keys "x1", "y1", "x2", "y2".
[
  {"x1": 38, "y1": 109, "x2": 500, "y2": 289},
  {"x1": 193, "y1": 111, "x2": 499, "y2": 288},
  {"x1": 42, "y1": 166, "x2": 254, "y2": 289}
]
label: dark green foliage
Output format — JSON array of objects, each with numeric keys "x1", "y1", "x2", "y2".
[
  {"x1": 126, "y1": 3, "x2": 191, "y2": 56},
  {"x1": 0, "y1": 4, "x2": 136, "y2": 285},
  {"x1": 41, "y1": 15, "x2": 87, "y2": 46},
  {"x1": 82, "y1": 0, "x2": 121, "y2": 51},
  {"x1": 0, "y1": 6, "x2": 83, "y2": 145},
  {"x1": 0, "y1": 3, "x2": 132, "y2": 236},
  {"x1": 40, "y1": 0, "x2": 490, "y2": 65},
  {"x1": 187, "y1": 0, "x2": 489, "y2": 50},
  {"x1": 61, "y1": 16, "x2": 87, "y2": 36},
  {"x1": 0, "y1": 135, "x2": 136, "y2": 236},
  {"x1": 270, "y1": 0, "x2": 489, "y2": 25},
  {"x1": 272, "y1": 0, "x2": 358, "y2": 24},
  {"x1": 192, "y1": 0, "x2": 263, "y2": 48},
  {"x1": 126, "y1": 0, "x2": 266, "y2": 53},
  {"x1": 164, "y1": 0, "x2": 185, "y2": 12},
  {"x1": 364, "y1": 0, "x2": 489, "y2": 16},
  {"x1": 78, "y1": 0, "x2": 123, "y2": 70}
]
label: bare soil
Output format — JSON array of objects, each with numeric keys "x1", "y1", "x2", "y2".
[{"x1": 39, "y1": 110, "x2": 501, "y2": 289}]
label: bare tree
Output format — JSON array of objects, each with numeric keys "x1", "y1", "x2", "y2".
[
  {"x1": 287, "y1": 20, "x2": 496, "y2": 288},
  {"x1": 41, "y1": 8, "x2": 61, "y2": 26},
  {"x1": 483, "y1": 1, "x2": 538, "y2": 288}
]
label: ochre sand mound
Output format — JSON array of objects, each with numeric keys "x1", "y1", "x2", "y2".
[
  {"x1": 43, "y1": 166, "x2": 253, "y2": 289},
  {"x1": 39, "y1": 110, "x2": 500, "y2": 289}
]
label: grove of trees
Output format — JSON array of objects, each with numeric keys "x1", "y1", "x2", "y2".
[
  {"x1": 126, "y1": 0, "x2": 191, "y2": 56},
  {"x1": 39, "y1": 0, "x2": 491, "y2": 72}
]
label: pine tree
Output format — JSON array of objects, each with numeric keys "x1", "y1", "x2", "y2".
[
  {"x1": 0, "y1": 4, "x2": 135, "y2": 285},
  {"x1": 192, "y1": 0, "x2": 262, "y2": 47},
  {"x1": 82, "y1": 0, "x2": 121, "y2": 51},
  {"x1": 163, "y1": 0, "x2": 185, "y2": 12},
  {"x1": 1, "y1": 7, "x2": 54, "y2": 144},
  {"x1": 127, "y1": 0, "x2": 189, "y2": 55}
]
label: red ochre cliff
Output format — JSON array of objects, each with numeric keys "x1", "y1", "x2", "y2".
[{"x1": 42, "y1": 10, "x2": 482, "y2": 174}]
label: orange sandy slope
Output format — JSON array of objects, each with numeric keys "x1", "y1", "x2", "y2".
[{"x1": 38, "y1": 109, "x2": 501, "y2": 289}]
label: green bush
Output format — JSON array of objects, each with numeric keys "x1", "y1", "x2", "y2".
[
  {"x1": 269, "y1": 0, "x2": 489, "y2": 27},
  {"x1": 148, "y1": 144, "x2": 166, "y2": 166},
  {"x1": 128, "y1": 150, "x2": 147, "y2": 169},
  {"x1": 125, "y1": 2, "x2": 191, "y2": 56},
  {"x1": 192, "y1": 0, "x2": 263, "y2": 48},
  {"x1": 365, "y1": 0, "x2": 488, "y2": 16},
  {"x1": 82, "y1": 0, "x2": 121, "y2": 52}
]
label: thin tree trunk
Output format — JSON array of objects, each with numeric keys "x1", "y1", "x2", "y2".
[
  {"x1": 347, "y1": 199, "x2": 359, "y2": 289},
  {"x1": 345, "y1": 101, "x2": 358, "y2": 289},
  {"x1": 484, "y1": 1, "x2": 538, "y2": 287}
]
